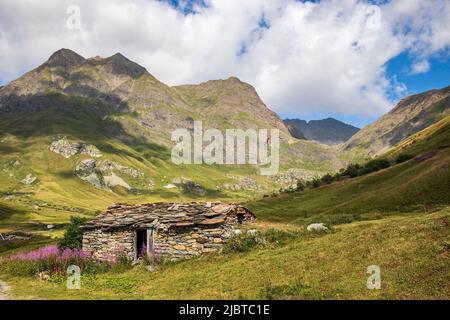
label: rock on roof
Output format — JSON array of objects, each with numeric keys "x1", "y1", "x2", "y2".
[{"x1": 82, "y1": 202, "x2": 255, "y2": 231}]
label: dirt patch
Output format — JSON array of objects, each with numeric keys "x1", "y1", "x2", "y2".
[{"x1": 0, "y1": 280, "x2": 10, "y2": 300}]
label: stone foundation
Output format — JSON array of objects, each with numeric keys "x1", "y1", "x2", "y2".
[
  {"x1": 82, "y1": 223, "x2": 244, "y2": 261},
  {"x1": 82, "y1": 229, "x2": 135, "y2": 261},
  {"x1": 153, "y1": 225, "x2": 234, "y2": 260}
]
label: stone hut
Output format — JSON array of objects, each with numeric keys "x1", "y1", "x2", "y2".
[{"x1": 81, "y1": 202, "x2": 255, "y2": 261}]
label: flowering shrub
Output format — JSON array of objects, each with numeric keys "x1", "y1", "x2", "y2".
[{"x1": 1, "y1": 245, "x2": 111, "y2": 277}]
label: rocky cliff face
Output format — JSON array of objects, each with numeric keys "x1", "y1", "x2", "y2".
[
  {"x1": 284, "y1": 118, "x2": 359, "y2": 145},
  {"x1": 344, "y1": 86, "x2": 450, "y2": 156}
]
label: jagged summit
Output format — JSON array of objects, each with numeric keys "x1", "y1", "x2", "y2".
[
  {"x1": 284, "y1": 118, "x2": 359, "y2": 145},
  {"x1": 44, "y1": 48, "x2": 85, "y2": 69},
  {"x1": 102, "y1": 52, "x2": 147, "y2": 78},
  {"x1": 43, "y1": 49, "x2": 147, "y2": 78}
]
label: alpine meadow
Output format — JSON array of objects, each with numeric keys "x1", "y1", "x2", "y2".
[{"x1": 0, "y1": 0, "x2": 449, "y2": 305}]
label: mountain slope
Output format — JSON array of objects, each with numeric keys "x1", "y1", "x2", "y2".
[
  {"x1": 174, "y1": 77, "x2": 293, "y2": 141},
  {"x1": 248, "y1": 115, "x2": 450, "y2": 225},
  {"x1": 0, "y1": 49, "x2": 351, "y2": 233},
  {"x1": 344, "y1": 86, "x2": 450, "y2": 156},
  {"x1": 284, "y1": 118, "x2": 359, "y2": 144},
  {"x1": 3, "y1": 207, "x2": 449, "y2": 299},
  {"x1": 0, "y1": 49, "x2": 293, "y2": 145},
  {"x1": 0, "y1": 49, "x2": 345, "y2": 170}
]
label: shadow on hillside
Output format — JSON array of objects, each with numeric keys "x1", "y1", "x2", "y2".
[
  {"x1": 54, "y1": 171, "x2": 75, "y2": 179},
  {"x1": 0, "y1": 145, "x2": 21, "y2": 154},
  {"x1": 0, "y1": 202, "x2": 27, "y2": 220},
  {"x1": 0, "y1": 92, "x2": 171, "y2": 163}
]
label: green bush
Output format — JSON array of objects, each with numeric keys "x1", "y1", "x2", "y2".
[
  {"x1": 223, "y1": 229, "x2": 305, "y2": 253},
  {"x1": 58, "y1": 216, "x2": 88, "y2": 250},
  {"x1": 296, "y1": 181, "x2": 305, "y2": 191},
  {"x1": 263, "y1": 229, "x2": 303, "y2": 244},
  {"x1": 321, "y1": 173, "x2": 334, "y2": 184},
  {"x1": 343, "y1": 163, "x2": 362, "y2": 178},
  {"x1": 310, "y1": 178, "x2": 321, "y2": 188},
  {"x1": 362, "y1": 158, "x2": 390, "y2": 174},
  {"x1": 322, "y1": 213, "x2": 360, "y2": 225},
  {"x1": 223, "y1": 233, "x2": 262, "y2": 253},
  {"x1": 396, "y1": 153, "x2": 414, "y2": 164}
]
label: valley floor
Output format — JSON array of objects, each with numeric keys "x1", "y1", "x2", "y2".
[{"x1": 1, "y1": 207, "x2": 449, "y2": 300}]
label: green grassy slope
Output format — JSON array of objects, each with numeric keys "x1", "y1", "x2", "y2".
[
  {"x1": 247, "y1": 116, "x2": 450, "y2": 226},
  {"x1": 343, "y1": 86, "x2": 450, "y2": 156},
  {"x1": 385, "y1": 115, "x2": 450, "y2": 159},
  {"x1": 0, "y1": 96, "x2": 280, "y2": 232},
  {"x1": 2, "y1": 208, "x2": 449, "y2": 299}
]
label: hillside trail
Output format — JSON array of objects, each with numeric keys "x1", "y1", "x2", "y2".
[{"x1": 0, "y1": 280, "x2": 10, "y2": 300}]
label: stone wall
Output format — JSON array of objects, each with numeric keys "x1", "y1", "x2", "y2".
[
  {"x1": 82, "y1": 229, "x2": 135, "y2": 261},
  {"x1": 83, "y1": 217, "x2": 252, "y2": 261},
  {"x1": 153, "y1": 225, "x2": 234, "y2": 260}
]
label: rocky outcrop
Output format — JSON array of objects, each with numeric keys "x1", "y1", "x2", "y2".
[
  {"x1": 74, "y1": 158, "x2": 148, "y2": 191},
  {"x1": 50, "y1": 138, "x2": 80, "y2": 158},
  {"x1": 50, "y1": 137, "x2": 102, "y2": 158},
  {"x1": 98, "y1": 160, "x2": 144, "y2": 178},
  {"x1": 75, "y1": 159, "x2": 103, "y2": 188},
  {"x1": 172, "y1": 177, "x2": 207, "y2": 196},
  {"x1": 271, "y1": 169, "x2": 317, "y2": 187},
  {"x1": 79, "y1": 144, "x2": 103, "y2": 158},
  {"x1": 21, "y1": 173, "x2": 37, "y2": 185},
  {"x1": 220, "y1": 175, "x2": 263, "y2": 191},
  {"x1": 103, "y1": 173, "x2": 131, "y2": 190}
]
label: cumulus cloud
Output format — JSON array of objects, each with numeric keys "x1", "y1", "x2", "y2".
[
  {"x1": 411, "y1": 60, "x2": 430, "y2": 74},
  {"x1": 0, "y1": 0, "x2": 449, "y2": 119}
]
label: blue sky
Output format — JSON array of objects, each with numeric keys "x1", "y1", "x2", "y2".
[
  {"x1": 386, "y1": 52, "x2": 450, "y2": 96},
  {"x1": 282, "y1": 52, "x2": 450, "y2": 128},
  {"x1": 160, "y1": 0, "x2": 207, "y2": 14}
]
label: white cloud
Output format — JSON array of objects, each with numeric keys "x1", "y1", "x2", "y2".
[
  {"x1": 411, "y1": 60, "x2": 430, "y2": 74},
  {"x1": 0, "y1": 0, "x2": 449, "y2": 119}
]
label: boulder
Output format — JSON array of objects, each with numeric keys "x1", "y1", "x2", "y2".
[
  {"x1": 174, "y1": 178, "x2": 207, "y2": 196},
  {"x1": 50, "y1": 137, "x2": 102, "y2": 158},
  {"x1": 75, "y1": 159, "x2": 96, "y2": 176},
  {"x1": 307, "y1": 223, "x2": 329, "y2": 232},
  {"x1": 103, "y1": 172, "x2": 131, "y2": 190},
  {"x1": 164, "y1": 183, "x2": 177, "y2": 189},
  {"x1": 50, "y1": 137, "x2": 81, "y2": 158},
  {"x1": 80, "y1": 144, "x2": 102, "y2": 157}
]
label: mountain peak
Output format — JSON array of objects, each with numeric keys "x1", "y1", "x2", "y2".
[
  {"x1": 284, "y1": 118, "x2": 359, "y2": 145},
  {"x1": 103, "y1": 53, "x2": 147, "y2": 78},
  {"x1": 225, "y1": 76, "x2": 242, "y2": 83},
  {"x1": 44, "y1": 48, "x2": 85, "y2": 69}
]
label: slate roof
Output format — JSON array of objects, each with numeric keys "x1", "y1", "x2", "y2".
[{"x1": 82, "y1": 202, "x2": 255, "y2": 231}]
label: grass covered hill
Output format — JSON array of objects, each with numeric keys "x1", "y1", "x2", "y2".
[
  {"x1": 1, "y1": 207, "x2": 448, "y2": 299},
  {"x1": 247, "y1": 116, "x2": 450, "y2": 226},
  {"x1": 0, "y1": 49, "x2": 356, "y2": 233},
  {"x1": 344, "y1": 86, "x2": 450, "y2": 156}
]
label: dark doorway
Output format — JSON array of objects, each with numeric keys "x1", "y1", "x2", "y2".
[{"x1": 136, "y1": 229, "x2": 147, "y2": 258}]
